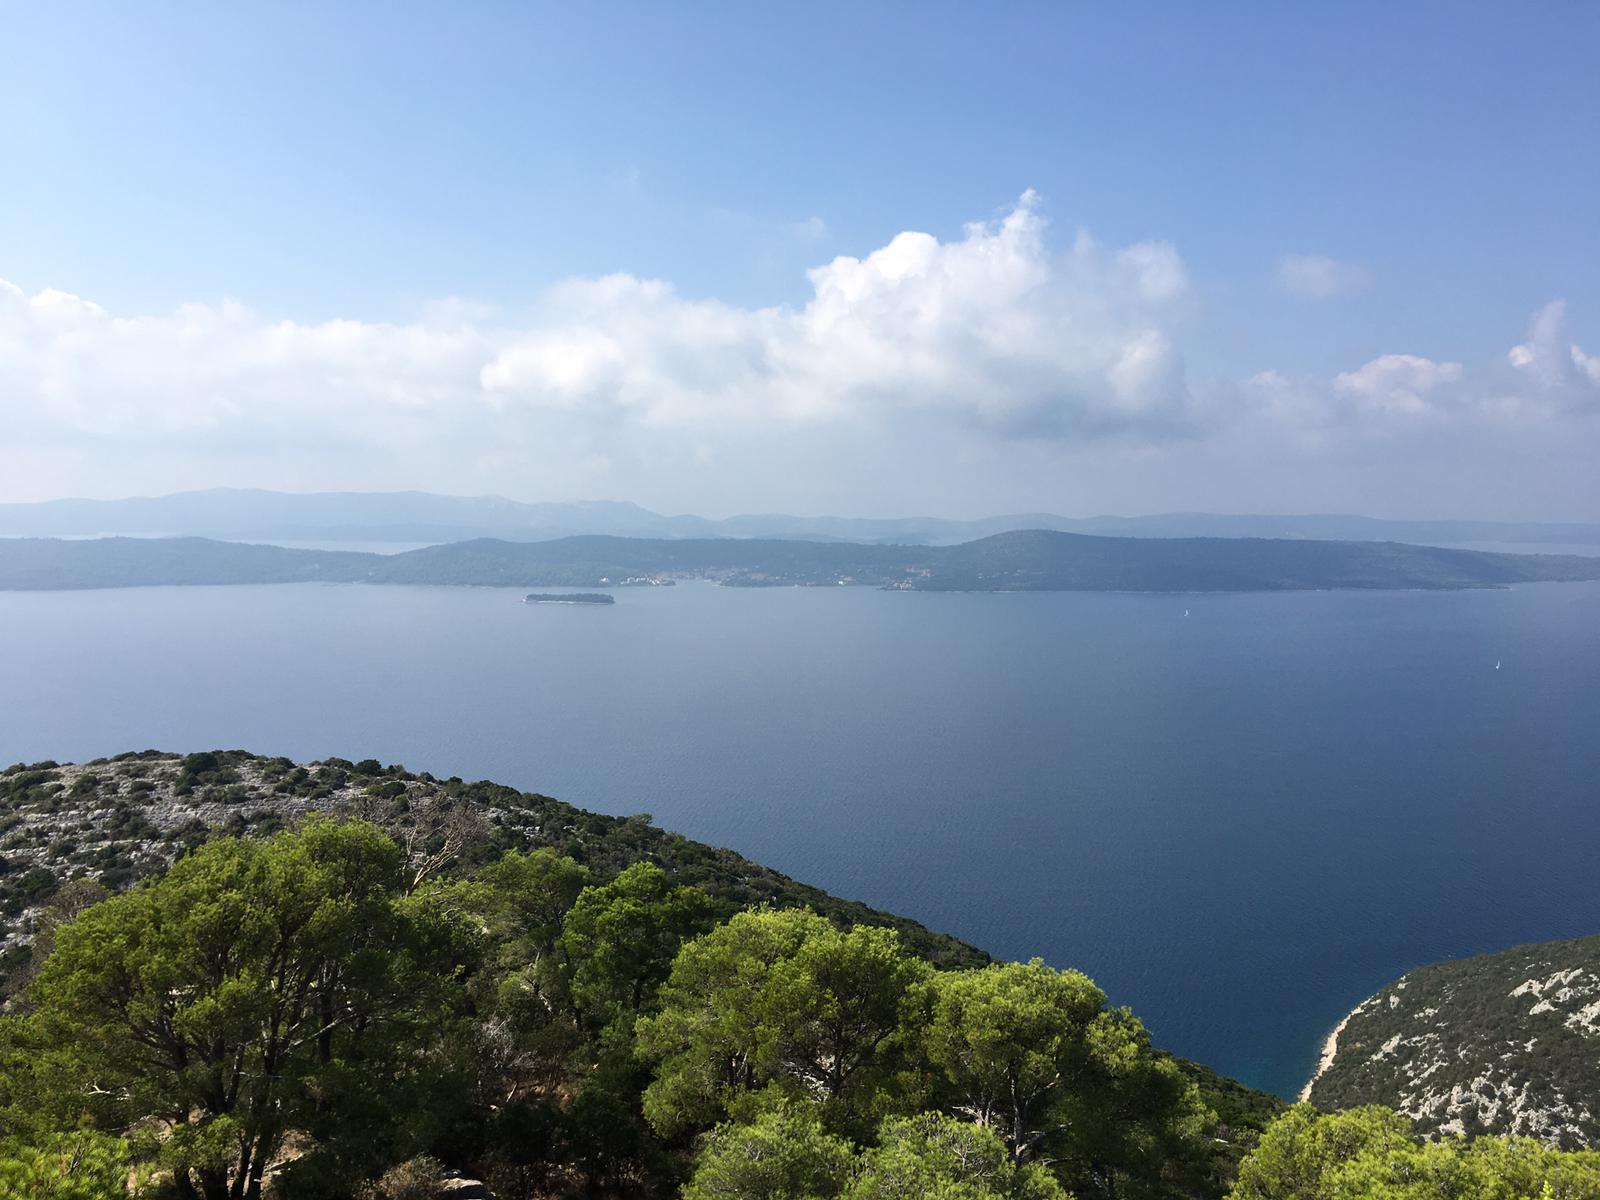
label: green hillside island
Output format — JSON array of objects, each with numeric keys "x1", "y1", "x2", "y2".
[
  {"x1": 1304, "y1": 934, "x2": 1600, "y2": 1149},
  {"x1": 2, "y1": 755, "x2": 1598, "y2": 1200},
  {"x1": 4, "y1": 529, "x2": 1600, "y2": 592}
]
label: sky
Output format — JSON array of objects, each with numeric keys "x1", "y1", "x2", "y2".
[{"x1": 1, "y1": 1, "x2": 1597, "y2": 519}]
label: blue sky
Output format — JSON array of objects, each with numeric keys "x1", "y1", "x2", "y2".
[{"x1": 2, "y1": 1, "x2": 1597, "y2": 517}]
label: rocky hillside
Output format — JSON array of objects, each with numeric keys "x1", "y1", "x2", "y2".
[
  {"x1": 1306, "y1": 935, "x2": 1600, "y2": 1148},
  {"x1": 0, "y1": 750, "x2": 987, "y2": 987}
]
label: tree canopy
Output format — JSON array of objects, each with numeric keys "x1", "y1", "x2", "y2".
[
  {"x1": 3, "y1": 819, "x2": 473, "y2": 1200},
  {"x1": 1230, "y1": 1105, "x2": 1600, "y2": 1200},
  {"x1": 637, "y1": 908, "x2": 932, "y2": 1137},
  {"x1": 27, "y1": 817, "x2": 1598, "y2": 1200}
]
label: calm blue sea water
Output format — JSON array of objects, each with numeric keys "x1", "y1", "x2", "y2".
[{"x1": 3, "y1": 580, "x2": 1599, "y2": 1098}]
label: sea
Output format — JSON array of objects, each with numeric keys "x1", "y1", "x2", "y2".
[{"x1": 3, "y1": 568, "x2": 1599, "y2": 1098}]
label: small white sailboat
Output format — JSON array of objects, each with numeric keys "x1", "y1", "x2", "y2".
[
  {"x1": 1183, "y1": 608, "x2": 1190, "y2": 617},
  {"x1": 1495, "y1": 659, "x2": 1501, "y2": 670}
]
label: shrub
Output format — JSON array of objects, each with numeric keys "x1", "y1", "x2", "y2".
[
  {"x1": 0, "y1": 1130, "x2": 135, "y2": 1200},
  {"x1": 359, "y1": 1155, "x2": 450, "y2": 1200}
]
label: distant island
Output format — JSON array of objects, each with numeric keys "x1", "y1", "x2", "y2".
[
  {"x1": 523, "y1": 592, "x2": 614, "y2": 605},
  {"x1": 3, "y1": 528, "x2": 1600, "y2": 593}
]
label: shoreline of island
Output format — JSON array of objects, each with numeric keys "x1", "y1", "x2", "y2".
[
  {"x1": 1299, "y1": 993, "x2": 1379, "y2": 1102},
  {"x1": 7, "y1": 529, "x2": 1600, "y2": 593}
]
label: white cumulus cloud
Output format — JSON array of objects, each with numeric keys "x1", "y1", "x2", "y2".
[
  {"x1": 482, "y1": 192, "x2": 1196, "y2": 436},
  {"x1": 1, "y1": 193, "x2": 1198, "y2": 456},
  {"x1": 4, "y1": 209, "x2": 1597, "y2": 511},
  {"x1": 1333, "y1": 354, "x2": 1464, "y2": 417},
  {"x1": 1508, "y1": 300, "x2": 1600, "y2": 408},
  {"x1": 1246, "y1": 301, "x2": 1600, "y2": 439}
]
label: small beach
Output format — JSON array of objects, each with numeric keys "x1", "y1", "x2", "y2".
[{"x1": 1300, "y1": 995, "x2": 1376, "y2": 1101}]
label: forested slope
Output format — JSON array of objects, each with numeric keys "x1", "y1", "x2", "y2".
[
  {"x1": 0, "y1": 750, "x2": 1283, "y2": 1200},
  {"x1": 6, "y1": 753, "x2": 1598, "y2": 1200}
]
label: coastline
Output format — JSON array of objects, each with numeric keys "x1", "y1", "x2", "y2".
[{"x1": 1299, "y1": 995, "x2": 1375, "y2": 1102}]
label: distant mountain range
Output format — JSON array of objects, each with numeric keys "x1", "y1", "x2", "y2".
[
  {"x1": 4, "y1": 530, "x2": 1600, "y2": 592},
  {"x1": 2, "y1": 488, "x2": 1598, "y2": 547}
]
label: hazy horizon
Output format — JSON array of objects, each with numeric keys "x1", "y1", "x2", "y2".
[{"x1": 8, "y1": 484, "x2": 1600, "y2": 531}]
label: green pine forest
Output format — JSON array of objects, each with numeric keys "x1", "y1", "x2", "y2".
[{"x1": 1, "y1": 754, "x2": 1596, "y2": 1199}]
